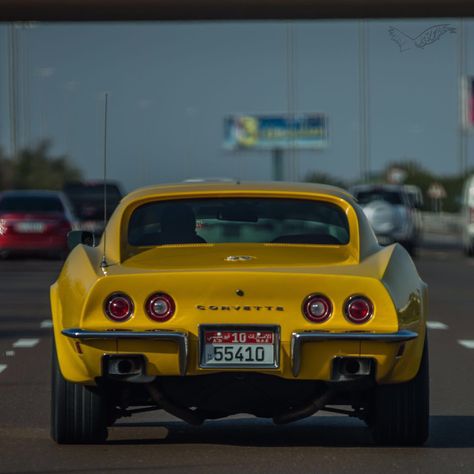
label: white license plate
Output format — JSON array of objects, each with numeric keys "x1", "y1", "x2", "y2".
[
  {"x1": 377, "y1": 235, "x2": 392, "y2": 245},
  {"x1": 15, "y1": 222, "x2": 46, "y2": 233},
  {"x1": 200, "y1": 328, "x2": 278, "y2": 368}
]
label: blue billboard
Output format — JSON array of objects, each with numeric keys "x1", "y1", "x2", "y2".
[{"x1": 224, "y1": 114, "x2": 328, "y2": 150}]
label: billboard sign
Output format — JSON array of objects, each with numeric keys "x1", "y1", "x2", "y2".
[{"x1": 224, "y1": 114, "x2": 328, "y2": 150}]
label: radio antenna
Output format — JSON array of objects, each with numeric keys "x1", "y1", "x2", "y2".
[{"x1": 100, "y1": 92, "x2": 109, "y2": 270}]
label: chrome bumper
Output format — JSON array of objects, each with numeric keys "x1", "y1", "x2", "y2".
[
  {"x1": 62, "y1": 327, "x2": 418, "y2": 379},
  {"x1": 61, "y1": 328, "x2": 189, "y2": 375},
  {"x1": 290, "y1": 329, "x2": 418, "y2": 377}
]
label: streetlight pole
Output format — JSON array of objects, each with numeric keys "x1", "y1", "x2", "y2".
[
  {"x1": 458, "y1": 19, "x2": 468, "y2": 177},
  {"x1": 8, "y1": 23, "x2": 18, "y2": 161},
  {"x1": 358, "y1": 20, "x2": 370, "y2": 183}
]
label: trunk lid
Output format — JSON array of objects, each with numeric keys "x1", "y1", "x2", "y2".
[{"x1": 120, "y1": 244, "x2": 356, "y2": 272}]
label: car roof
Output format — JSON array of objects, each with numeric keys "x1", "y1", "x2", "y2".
[
  {"x1": 63, "y1": 180, "x2": 121, "y2": 188},
  {"x1": 123, "y1": 181, "x2": 354, "y2": 205},
  {"x1": 0, "y1": 189, "x2": 65, "y2": 198}
]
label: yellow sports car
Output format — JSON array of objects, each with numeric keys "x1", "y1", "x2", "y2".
[{"x1": 50, "y1": 181, "x2": 429, "y2": 445}]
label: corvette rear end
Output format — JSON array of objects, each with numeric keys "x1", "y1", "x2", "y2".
[{"x1": 50, "y1": 182, "x2": 429, "y2": 445}]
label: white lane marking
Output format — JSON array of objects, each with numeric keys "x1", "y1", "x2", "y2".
[
  {"x1": 458, "y1": 340, "x2": 474, "y2": 349},
  {"x1": 40, "y1": 320, "x2": 53, "y2": 328},
  {"x1": 5, "y1": 351, "x2": 15, "y2": 357},
  {"x1": 427, "y1": 321, "x2": 449, "y2": 330},
  {"x1": 0, "y1": 365, "x2": 7, "y2": 374},
  {"x1": 13, "y1": 338, "x2": 39, "y2": 348}
]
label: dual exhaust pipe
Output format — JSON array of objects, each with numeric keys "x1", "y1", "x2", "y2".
[
  {"x1": 103, "y1": 354, "x2": 374, "y2": 426},
  {"x1": 106, "y1": 355, "x2": 373, "y2": 378}
]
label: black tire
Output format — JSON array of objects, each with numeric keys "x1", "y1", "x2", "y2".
[
  {"x1": 51, "y1": 340, "x2": 108, "y2": 444},
  {"x1": 369, "y1": 336, "x2": 429, "y2": 446},
  {"x1": 401, "y1": 240, "x2": 416, "y2": 257},
  {"x1": 465, "y1": 242, "x2": 474, "y2": 257}
]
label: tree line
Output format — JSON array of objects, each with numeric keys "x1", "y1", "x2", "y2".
[{"x1": 0, "y1": 140, "x2": 82, "y2": 191}]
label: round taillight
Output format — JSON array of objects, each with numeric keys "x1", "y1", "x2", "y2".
[
  {"x1": 105, "y1": 293, "x2": 133, "y2": 322},
  {"x1": 303, "y1": 294, "x2": 332, "y2": 323},
  {"x1": 145, "y1": 293, "x2": 175, "y2": 322},
  {"x1": 345, "y1": 296, "x2": 373, "y2": 324}
]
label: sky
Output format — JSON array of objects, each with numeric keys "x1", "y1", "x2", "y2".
[{"x1": 0, "y1": 19, "x2": 471, "y2": 193}]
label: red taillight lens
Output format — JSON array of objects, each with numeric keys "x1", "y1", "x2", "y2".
[
  {"x1": 105, "y1": 293, "x2": 133, "y2": 322},
  {"x1": 303, "y1": 294, "x2": 332, "y2": 323},
  {"x1": 145, "y1": 293, "x2": 175, "y2": 322},
  {"x1": 345, "y1": 296, "x2": 373, "y2": 324}
]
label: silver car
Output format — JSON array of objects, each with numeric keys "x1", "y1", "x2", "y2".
[
  {"x1": 460, "y1": 174, "x2": 474, "y2": 256},
  {"x1": 350, "y1": 184, "x2": 418, "y2": 254}
]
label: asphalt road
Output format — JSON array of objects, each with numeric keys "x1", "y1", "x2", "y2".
[{"x1": 0, "y1": 241, "x2": 473, "y2": 474}]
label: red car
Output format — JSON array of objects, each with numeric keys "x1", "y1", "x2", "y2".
[{"x1": 0, "y1": 190, "x2": 76, "y2": 258}]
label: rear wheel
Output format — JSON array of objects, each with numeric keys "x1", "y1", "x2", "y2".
[
  {"x1": 465, "y1": 239, "x2": 474, "y2": 257},
  {"x1": 369, "y1": 336, "x2": 429, "y2": 446},
  {"x1": 51, "y1": 340, "x2": 108, "y2": 444},
  {"x1": 401, "y1": 240, "x2": 416, "y2": 257}
]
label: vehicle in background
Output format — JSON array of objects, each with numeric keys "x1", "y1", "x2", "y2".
[
  {"x1": 350, "y1": 184, "x2": 418, "y2": 254},
  {"x1": 0, "y1": 190, "x2": 76, "y2": 259},
  {"x1": 403, "y1": 184, "x2": 424, "y2": 239},
  {"x1": 63, "y1": 181, "x2": 123, "y2": 237},
  {"x1": 460, "y1": 174, "x2": 474, "y2": 256}
]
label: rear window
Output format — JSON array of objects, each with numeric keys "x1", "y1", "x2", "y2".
[
  {"x1": 0, "y1": 195, "x2": 64, "y2": 213},
  {"x1": 128, "y1": 198, "x2": 350, "y2": 246},
  {"x1": 354, "y1": 189, "x2": 403, "y2": 206}
]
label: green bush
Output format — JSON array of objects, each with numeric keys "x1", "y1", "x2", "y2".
[{"x1": 0, "y1": 140, "x2": 82, "y2": 191}]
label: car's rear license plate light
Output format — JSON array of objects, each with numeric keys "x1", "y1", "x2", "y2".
[{"x1": 199, "y1": 326, "x2": 279, "y2": 369}]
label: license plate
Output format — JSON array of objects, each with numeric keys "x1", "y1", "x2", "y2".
[
  {"x1": 15, "y1": 222, "x2": 46, "y2": 233},
  {"x1": 377, "y1": 235, "x2": 392, "y2": 245},
  {"x1": 200, "y1": 326, "x2": 279, "y2": 369}
]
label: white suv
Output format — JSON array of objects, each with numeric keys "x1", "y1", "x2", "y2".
[{"x1": 461, "y1": 174, "x2": 474, "y2": 256}]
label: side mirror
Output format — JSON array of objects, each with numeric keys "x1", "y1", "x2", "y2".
[{"x1": 67, "y1": 230, "x2": 95, "y2": 251}]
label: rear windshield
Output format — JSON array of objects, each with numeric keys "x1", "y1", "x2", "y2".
[
  {"x1": 0, "y1": 195, "x2": 64, "y2": 213},
  {"x1": 128, "y1": 198, "x2": 349, "y2": 246},
  {"x1": 354, "y1": 189, "x2": 403, "y2": 206}
]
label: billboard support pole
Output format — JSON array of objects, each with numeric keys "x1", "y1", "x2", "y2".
[
  {"x1": 458, "y1": 19, "x2": 468, "y2": 177},
  {"x1": 272, "y1": 148, "x2": 284, "y2": 181}
]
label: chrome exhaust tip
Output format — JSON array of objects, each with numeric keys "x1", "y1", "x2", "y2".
[
  {"x1": 332, "y1": 357, "x2": 374, "y2": 381},
  {"x1": 107, "y1": 357, "x2": 143, "y2": 376}
]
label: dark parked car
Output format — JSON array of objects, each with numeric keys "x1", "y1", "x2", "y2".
[
  {"x1": 0, "y1": 190, "x2": 76, "y2": 258},
  {"x1": 63, "y1": 181, "x2": 123, "y2": 236}
]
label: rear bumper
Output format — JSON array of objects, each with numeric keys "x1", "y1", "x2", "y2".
[
  {"x1": 62, "y1": 328, "x2": 189, "y2": 375},
  {"x1": 290, "y1": 329, "x2": 417, "y2": 376},
  {"x1": 0, "y1": 234, "x2": 67, "y2": 251},
  {"x1": 62, "y1": 328, "x2": 418, "y2": 380}
]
